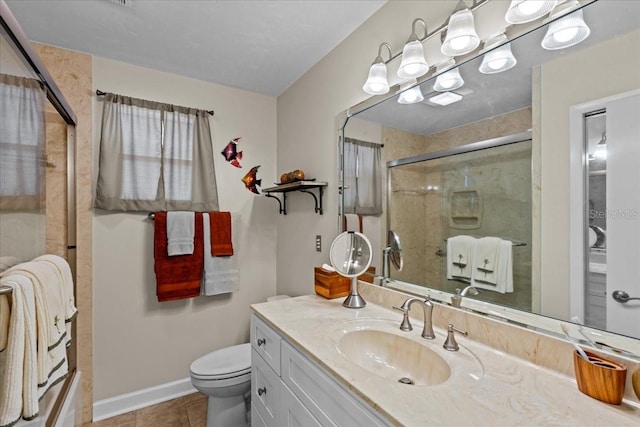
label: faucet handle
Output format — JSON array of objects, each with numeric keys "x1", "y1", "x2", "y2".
[
  {"x1": 393, "y1": 305, "x2": 413, "y2": 331},
  {"x1": 443, "y1": 323, "x2": 468, "y2": 351}
]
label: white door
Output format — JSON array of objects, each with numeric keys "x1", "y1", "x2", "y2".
[{"x1": 606, "y1": 93, "x2": 640, "y2": 339}]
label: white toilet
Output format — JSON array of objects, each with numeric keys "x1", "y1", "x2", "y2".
[
  {"x1": 190, "y1": 343, "x2": 252, "y2": 427},
  {"x1": 190, "y1": 296, "x2": 289, "y2": 427}
]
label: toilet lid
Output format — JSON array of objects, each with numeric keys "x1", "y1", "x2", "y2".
[{"x1": 190, "y1": 343, "x2": 251, "y2": 379}]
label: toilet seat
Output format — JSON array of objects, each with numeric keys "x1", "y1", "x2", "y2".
[{"x1": 190, "y1": 343, "x2": 251, "y2": 380}]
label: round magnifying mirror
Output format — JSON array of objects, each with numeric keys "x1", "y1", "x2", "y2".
[
  {"x1": 388, "y1": 230, "x2": 403, "y2": 271},
  {"x1": 329, "y1": 231, "x2": 372, "y2": 308}
]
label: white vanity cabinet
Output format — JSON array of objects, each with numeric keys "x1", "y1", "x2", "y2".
[{"x1": 250, "y1": 314, "x2": 389, "y2": 427}]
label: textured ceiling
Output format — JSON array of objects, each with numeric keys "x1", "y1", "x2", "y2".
[{"x1": 5, "y1": 0, "x2": 386, "y2": 96}]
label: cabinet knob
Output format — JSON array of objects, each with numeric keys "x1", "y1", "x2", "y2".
[
  {"x1": 257, "y1": 387, "x2": 266, "y2": 396},
  {"x1": 256, "y1": 338, "x2": 266, "y2": 347}
]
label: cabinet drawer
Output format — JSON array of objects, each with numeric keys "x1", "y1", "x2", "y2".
[
  {"x1": 251, "y1": 314, "x2": 282, "y2": 375},
  {"x1": 282, "y1": 384, "x2": 322, "y2": 427},
  {"x1": 251, "y1": 348, "x2": 282, "y2": 427},
  {"x1": 281, "y1": 341, "x2": 389, "y2": 427}
]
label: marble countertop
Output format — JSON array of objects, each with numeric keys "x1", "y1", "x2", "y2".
[{"x1": 251, "y1": 295, "x2": 639, "y2": 426}]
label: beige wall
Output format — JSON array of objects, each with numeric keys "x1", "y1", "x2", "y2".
[
  {"x1": 92, "y1": 57, "x2": 278, "y2": 400},
  {"x1": 538, "y1": 30, "x2": 640, "y2": 319},
  {"x1": 275, "y1": 0, "x2": 511, "y2": 297}
]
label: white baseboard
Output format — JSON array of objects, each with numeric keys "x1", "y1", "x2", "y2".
[{"x1": 92, "y1": 377, "x2": 196, "y2": 422}]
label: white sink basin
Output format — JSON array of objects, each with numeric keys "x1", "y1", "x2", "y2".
[
  {"x1": 338, "y1": 329, "x2": 451, "y2": 386},
  {"x1": 332, "y1": 317, "x2": 485, "y2": 387}
]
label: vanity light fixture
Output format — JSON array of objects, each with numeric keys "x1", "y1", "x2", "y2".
[
  {"x1": 398, "y1": 18, "x2": 430, "y2": 79},
  {"x1": 479, "y1": 33, "x2": 517, "y2": 74},
  {"x1": 441, "y1": 3, "x2": 480, "y2": 57},
  {"x1": 505, "y1": 0, "x2": 559, "y2": 24},
  {"x1": 362, "y1": 42, "x2": 393, "y2": 95},
  {"x1": 541, "y1": 0, "x2": 590, "y2": 50},
  {"x1": 429, "y1": 92, "x2": 463, "y2": 106},
  {"x1": 397, "y1": 79, "x2": 424, "y2": 104},
  {"x1": 433, "y1": 59, "x2": 464, "y2": 92}
]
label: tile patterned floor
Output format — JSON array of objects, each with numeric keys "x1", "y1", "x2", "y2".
[{"x1": 83, "y1": 392, "x2": 207, "y2": 427}]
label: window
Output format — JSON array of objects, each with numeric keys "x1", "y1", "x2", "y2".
[
  {"x1": 95, "y1": 93, "x2": 218, "y2": 211},
  {"x1": 343, "y1": 137, "x2": 382, "y2": 215},
  {"x1": 0, "y1": 74, "x2": 45, "y2": 210}
]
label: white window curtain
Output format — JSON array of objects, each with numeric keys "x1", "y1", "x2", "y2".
[
  {"x1": 0, "y1": 74, "x2": 45, "y2": 210},
  {"x1": 95, "y1": 93, "x2": 219, "y2": 211},
  {"x1": 343, "y1": 137, "x2": 382, "y2": 215}
]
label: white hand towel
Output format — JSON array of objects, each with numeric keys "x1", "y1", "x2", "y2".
[
  {"x1": 167, "y1": 211, "x2": 195, "y2": 256},
  {"x1": 0, "y1": 274, "x2": 38, "y2": 425},
  {"x1": 498, "y1": 240, "x2": 514, "y2": 294},
  {"x1": 202, "y1": 213, "x2": 239, "y2": 296},
  {"x1": 446, "y1": 235, "x2": 476, "y2": 280},
  {"x1": 6, "y1": 262, "x2": 67, "y2": 396},
  {"x1": 471, "y1": 238, "x2": 514, "y2": 294},
  {"x1": 473, "y1": 237, "x2": 502, "y2": 285}
]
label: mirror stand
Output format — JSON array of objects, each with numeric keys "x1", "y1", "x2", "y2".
[
  {"x1": 343, "y1": 277, "x2": 367, "y2": 309},
  {"x1": 329, "y1": 231, "x2": 373, "y2": 310}
]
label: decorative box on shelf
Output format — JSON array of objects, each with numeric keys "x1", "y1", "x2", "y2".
[{"x1": 314, "y1": 266, "x2": 375, "y2": 299}]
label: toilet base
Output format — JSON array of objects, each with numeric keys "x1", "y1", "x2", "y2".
[{"x1": 206, "y1": 393, "x2": 250, "y2": 427}]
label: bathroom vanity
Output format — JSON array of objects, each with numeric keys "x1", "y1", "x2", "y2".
[{"x1": 250, "y1": 289, "x2": 639, "y2": 426}]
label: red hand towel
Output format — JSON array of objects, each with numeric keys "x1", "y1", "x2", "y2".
[
  {"x1": 209, "y1": 212, "x2": 234, "y2": 256},
  {"x1": 154, "y1": 212, "x2": 204, "y2": 302}
]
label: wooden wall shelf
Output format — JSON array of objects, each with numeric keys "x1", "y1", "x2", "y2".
[{"x1": 262, "y1": 181, "x2": 328, "y2": 215}]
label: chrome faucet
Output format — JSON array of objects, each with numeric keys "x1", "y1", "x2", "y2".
[
  {"x1": 450, "y1": 285, "x2": 479, "y2": 308},
  {"x1": 393, "y1": 297, "x2": 435, "y2": 340}
]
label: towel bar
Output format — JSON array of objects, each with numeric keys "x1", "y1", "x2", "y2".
[
  {"x1": 443, "y1": 236, "x2": 526, "y2": 247},
  {"x1": 0, "y1": 285, "x2": 13, "y2": 295}
]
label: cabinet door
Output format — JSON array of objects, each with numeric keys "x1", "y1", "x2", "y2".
[
  {"x1": 281, "y1": 342, "x2": 389, "y2": 427},
  {"x1": 251, "y1": 314, "x2": 282, "y2": 375},
  {"x1": 251, "y1": 403, "x2": 268, "y2": 427},
  {"x1": 282, "y1": 384, "x2": 322, "y2": 427},
  {"x1": 251, "y1": 348, "x2": 281, "y2": 427}
]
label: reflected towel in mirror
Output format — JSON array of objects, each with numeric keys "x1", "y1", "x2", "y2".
[
  {"x1": 473, "y1": 238, "x2": 513, "y2": 294},
  {"x1": 446, "y1": 235, "x2": 476, "y2": 280}
]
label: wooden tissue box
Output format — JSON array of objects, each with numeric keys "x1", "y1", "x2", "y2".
[
  {"x1": 573, "y1": 350, "x2": 627, "y2": 405},
  {"x1": 314, "y1": 266, "x2": 375, "y2": 299}
]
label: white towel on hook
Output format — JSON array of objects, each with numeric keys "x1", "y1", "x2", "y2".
[
  {"x1": 0, "y1": 274, "x2": 38, "y2": 425},
  {"x1": 202, "y1": 212, "x2": 240, "y2": 296},
  {"x1": 33, "y1": 255, "x2": 77, "y2": 347},
  {"x1": 446, "y1": 235, "x2": 476, "y2": 281},
  {"x1": 167, "y1": 211, "x2": 195, "y2": 256}
]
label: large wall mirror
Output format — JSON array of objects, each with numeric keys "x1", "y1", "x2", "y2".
[{"x1": 339, "y1": 0, "x2": 639, "y2": 356}]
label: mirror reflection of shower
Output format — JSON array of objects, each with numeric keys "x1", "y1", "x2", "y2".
[
  {"x1": 584, "y1": 110, "x2": 607, "y2": 330},
  {"x1": 387, "y1": 133, "x2": 532, "y2": 311}
]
